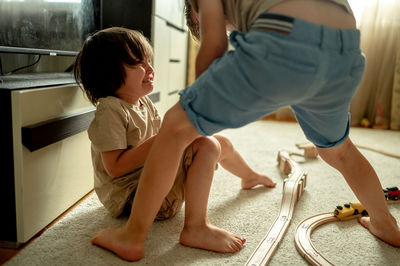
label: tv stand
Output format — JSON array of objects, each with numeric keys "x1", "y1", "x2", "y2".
[{"x1": 0, "y1": 72, "x2": 75, "y2": 90}]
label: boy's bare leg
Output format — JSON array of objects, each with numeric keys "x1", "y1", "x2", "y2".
[
  {"x1": 317, "y1": 138, "x2": 400, "y2": 247},
  {"x1": 213, "y1": 135, "x2": 276, "y2": 189},
  {"x1": 179, "y1": 137, "x2": 246, "y2": 253},
  {"x1": 91, "y1": 104, "x2": 201, "y2": 261}
]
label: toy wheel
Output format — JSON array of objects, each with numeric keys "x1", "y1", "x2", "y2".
[
  {"x1": 361, "y1": 210, "x2": 368, "y2": 216},
  {"x1": 353, "y1": 209, "x2": 359, "y2": 215},
  {"x1": 384, "y1": 193, "x2": 389, "y2": 199},
  {"x1": 394, "y1": 196, "x2": 398, "y2": 200}
]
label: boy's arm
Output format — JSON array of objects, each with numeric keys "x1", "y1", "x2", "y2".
[
  {"x1": 101, "y1": 135, "x2": 156, "y2": 178},
  {"x1": 195, "y1": 0, "x2": 227, "y2": 77}
]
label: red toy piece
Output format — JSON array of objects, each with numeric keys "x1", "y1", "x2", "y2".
[{"x1": 383, "y1": 187, "x2": 400, "y2": 201}]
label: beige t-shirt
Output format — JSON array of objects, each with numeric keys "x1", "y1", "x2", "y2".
[
  {"x1": 88, "y1": 96, "x2": 161, "y2": 217},
  {"x1": 189, "y1": 0, "x2": 353, "y2": 32}
]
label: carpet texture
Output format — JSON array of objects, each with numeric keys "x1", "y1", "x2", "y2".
[{"x1": 6, "y1": 121, "x2": 400, "y2": 266}]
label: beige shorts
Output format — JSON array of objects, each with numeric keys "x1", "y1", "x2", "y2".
[{"x1": 124, "y1": 145, "x2": 194, "y2": 220}]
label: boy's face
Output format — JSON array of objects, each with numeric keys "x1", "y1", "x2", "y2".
[{"x1": 117, "y1": 59, "x2": 154, "y2": 103}]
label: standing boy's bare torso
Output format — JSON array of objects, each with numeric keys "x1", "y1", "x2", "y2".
[{"x1": 268, "y1": 0, "x2": 356, "y2": 29}]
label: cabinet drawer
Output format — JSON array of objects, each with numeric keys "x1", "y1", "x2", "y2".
[
  {"x1": 10, "y1": 85, "x2": 94, "y2": 244},
  {"x1": 13, "y1": 84, "x2": 92, "y2": 127},
  {"x1": 168, "y1": 28, "x2": 188, "y2": 94},
  {"x1": 169, "y1": 25, "x2": 188, "y2": 62}
]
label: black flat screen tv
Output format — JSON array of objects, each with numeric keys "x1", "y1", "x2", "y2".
[{"x1": 0, "y1": 0, "x2": 100, "y2": 56}]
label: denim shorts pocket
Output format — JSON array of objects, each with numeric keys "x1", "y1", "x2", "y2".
[
  {"x1": 350, "y1": 54, "x2": 366, "y2": 79},
  {"x1": 266, "y1": 52, "x2": 317, "y2": 73}
]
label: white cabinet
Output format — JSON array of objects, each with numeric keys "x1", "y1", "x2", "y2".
[
  {"x1": 153, "y1": 14, "x2": 188, "y2": 115},
  {"x1": 0, "y1": 80, "x2": 94, "y2": 247},
  {"x1": 154, "y1": 0, "x2": 186, "y2": 29}
]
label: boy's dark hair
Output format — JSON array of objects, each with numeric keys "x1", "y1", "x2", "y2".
[
  {"x1": 184, "y1": 0, "x2": 200, "y2": 42},
  {"x1": 74, "y1": 27, "x2": 153, "y2": 106}
]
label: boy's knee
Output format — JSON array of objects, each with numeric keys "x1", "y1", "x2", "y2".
[
  {"x1": 317, "y1": 138, "x2": 352, "y2": 165},
  {"x1": 213, "y1": 135, "x2": 234, "y2": 157},
  {"x1": 192, "y1": 136, "x2": 221, "y2": 158}
]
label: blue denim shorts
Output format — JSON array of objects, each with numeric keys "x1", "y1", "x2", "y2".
[{"x1": 179, "y1": 13, "x2": 365, "y2": 148}]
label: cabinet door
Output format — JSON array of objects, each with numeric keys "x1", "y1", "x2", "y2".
[
  {"x1": 167, "y1": 27, "x2": 188, "y2": 107},
  {"x1": 153, "y1": 16, "x2": 171, "y2": 115},
  {"x1": 153, "y1": 3, "x2": 188, "y2": 115},
  {"x1": 155, "y1": 0, "x2": 185, "y2": 28}
]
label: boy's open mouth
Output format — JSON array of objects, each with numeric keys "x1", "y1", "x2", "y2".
[{"x1": 143, "y1": 75, "x2": 153, "y2": 84}]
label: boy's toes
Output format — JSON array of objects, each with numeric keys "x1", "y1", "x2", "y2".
[{"x1": 231, "y1": 239, "x2": 244, "y2": 252}]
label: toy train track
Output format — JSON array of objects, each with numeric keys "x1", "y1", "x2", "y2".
[
  {"x1": 245, "y1": 142, "x2": 399, "y2": 266},
  {"x1": 245, "y1": 151, "x2": 307, "y2": 266},
  {"x1": 295, "y1": 213, "x2": 338, "y2": 266},
  {"x1": 295, "y1": 199, "x2": 399, "y2": 266},
  {"x1": 355, "y1": 144, "x2": 400, "y2": 159}
]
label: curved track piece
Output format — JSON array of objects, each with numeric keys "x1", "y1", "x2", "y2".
[
  {"x1": 295, "y1": 199, "x2": 399, "y2": 265},
  {"x1": 295, "y1": 213, "x2": 338, "y2": 266},
  {"x1": 245, "y1": 151, "x2": 307, "y2": 266}
]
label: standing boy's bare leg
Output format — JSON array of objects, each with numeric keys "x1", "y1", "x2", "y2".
[
  {"x1": 91, "y1": 104, "x2": 201, "y2": 261},
  {"x1": 179, "y1": 137, "x2": 245, "y2": 253},
  {"x1": 317, "y1": 138, "x2": 400, "y2": 246},
  {"x1": 213, "y1": 135, "x2": 277, "y2": 189}
]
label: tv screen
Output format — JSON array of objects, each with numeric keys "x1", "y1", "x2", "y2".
[{"x1": 0, "y1": 0, "x2": 100, "y2": 56}]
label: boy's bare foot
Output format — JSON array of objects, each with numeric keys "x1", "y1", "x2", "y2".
[
  {"x1": 179, "y1": 223, "x2": 246, "y2": 253},
  {"x1": 358, "y1": 215, "x2": 400, "y2": 247},
  {"x1": 91, "y1": 226, "x2": 144, "y2": 261},
  {"x1": 241, "y1": 173, "x2": 277, "y2": 190}
]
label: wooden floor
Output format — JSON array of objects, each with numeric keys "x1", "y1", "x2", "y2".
[{"x1": 0, "y1": 190, "x2": 94, "y2": 265}]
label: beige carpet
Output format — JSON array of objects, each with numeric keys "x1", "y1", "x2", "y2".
[{"x1": 6, "y1": 120, "x2": 400, "y2": 266}]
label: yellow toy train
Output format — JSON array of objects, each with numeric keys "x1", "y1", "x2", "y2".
[{"x1": 334, "y1": 202, "x2": 368, "y2": 220}]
